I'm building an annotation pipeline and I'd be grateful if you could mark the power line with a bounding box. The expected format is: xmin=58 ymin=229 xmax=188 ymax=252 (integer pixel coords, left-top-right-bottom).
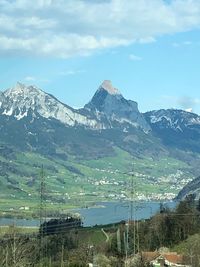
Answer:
xmin=39 ymin=165 xmax=47 ymax=267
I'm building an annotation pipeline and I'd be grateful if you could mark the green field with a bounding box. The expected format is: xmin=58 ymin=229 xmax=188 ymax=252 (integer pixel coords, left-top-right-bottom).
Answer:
xmin=0 ymin=147 xmax=193 ymax=217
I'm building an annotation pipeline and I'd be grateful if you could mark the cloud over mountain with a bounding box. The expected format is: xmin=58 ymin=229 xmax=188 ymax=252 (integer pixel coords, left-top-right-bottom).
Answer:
xmin=178 ymin=96 xmax=200 ymax=110
xmin=1 ymin=0 xmax=200 ymax=58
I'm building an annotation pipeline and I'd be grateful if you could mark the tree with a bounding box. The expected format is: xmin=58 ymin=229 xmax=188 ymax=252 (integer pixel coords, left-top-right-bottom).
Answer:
xmin=0 ymin=226 xmax=36 ymax=267
xmin=39 ymin=215 xmax=83 ymax=236
xmin=196 ymin=197 xmax=200 ymax=212
xmin=94 ymin=254 xmax=111 ymax=267
xmin=176 ymin=234 xmax=200 ymax=267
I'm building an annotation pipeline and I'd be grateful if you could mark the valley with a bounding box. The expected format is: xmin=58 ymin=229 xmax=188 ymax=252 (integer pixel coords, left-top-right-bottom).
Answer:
xmin=0 ymin=146 xmax=193 ymax=217
xmin=0 ymin=80 xmax=200 ymax=217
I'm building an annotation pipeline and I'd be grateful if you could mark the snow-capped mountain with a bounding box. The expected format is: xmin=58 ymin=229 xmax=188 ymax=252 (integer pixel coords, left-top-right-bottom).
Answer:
xmin=0 ymin=81 xmax=156 ymax=158
xmin=1 ymin=81 xmax=200 ymax=158
xmin=0 ymin=82 xmax=102 ymax=129
xmin=144 ymin=109 xmax=200 ymax=153
xmin=145 ymin=109 xmax=200 ymax=132
xmin=84 ymin=80 xmax=151 ymax=133
xmin=0 ymin=91 xmax=5 ymax=108
xmin=0 ymin=81 xmax=151 ymax=133
xmin=1 ymin=80 xmax=200 ymax=201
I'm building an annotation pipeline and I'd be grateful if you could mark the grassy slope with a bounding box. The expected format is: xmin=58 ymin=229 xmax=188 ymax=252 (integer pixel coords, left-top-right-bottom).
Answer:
xmin=0 ymin=147 xmax=193 ymax=216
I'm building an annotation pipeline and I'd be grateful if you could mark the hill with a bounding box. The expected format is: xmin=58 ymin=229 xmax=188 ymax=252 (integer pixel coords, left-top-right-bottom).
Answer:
xmin=0 ymin=80 xmax=200 ymax=213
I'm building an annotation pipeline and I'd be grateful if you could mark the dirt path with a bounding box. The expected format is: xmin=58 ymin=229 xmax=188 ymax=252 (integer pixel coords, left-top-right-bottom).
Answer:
xmin=101 ymin=228 xmax=109 ymax=242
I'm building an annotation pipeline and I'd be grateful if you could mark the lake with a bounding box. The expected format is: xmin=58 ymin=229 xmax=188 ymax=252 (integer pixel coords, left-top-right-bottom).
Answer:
xmin=0 ymin=201 xmax=177 ymax=227
xmin=75 ymin=201 xmax=176 ymax=226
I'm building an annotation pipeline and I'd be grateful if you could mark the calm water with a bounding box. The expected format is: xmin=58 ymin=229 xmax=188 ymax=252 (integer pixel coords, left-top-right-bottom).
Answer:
xmin=75 ymin=201 xmax=176 ymax=226
xmin=0 ymin=217 xmax=40 ymax=227
xmin=0 ymin=201 xmax=177 ymax=227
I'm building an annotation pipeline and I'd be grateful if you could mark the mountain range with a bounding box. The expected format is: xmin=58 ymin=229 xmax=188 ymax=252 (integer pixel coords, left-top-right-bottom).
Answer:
xmin=0 ymin=80 xmax=200 ymax=209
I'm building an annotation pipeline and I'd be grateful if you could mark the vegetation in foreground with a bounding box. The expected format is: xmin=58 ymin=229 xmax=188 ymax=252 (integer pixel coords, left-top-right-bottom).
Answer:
xmin=0 ymin=196 xmax=200 ymax=266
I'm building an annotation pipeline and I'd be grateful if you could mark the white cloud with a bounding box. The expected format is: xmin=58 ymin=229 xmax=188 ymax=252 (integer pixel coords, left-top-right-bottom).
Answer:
xmin=24 ymin=76 xmax=36 ymax=81
xmin=59 ymin=70 xmax=86 ymax=76
xmin=172 ymin=40 xmax=193 ymax=47
xmin=0 ymin=0 xmax=200 ymax=58
xmin=139 ymin=37 xmax=156 ymax=44
xmin=23 ymin=76 xmax=50 ymax=83
xmin=177 ymin=96 xmax=200 ymax=109
xmin=160 ymin=95 xmax=200 ymax=114
xmin=172 ymin=42 xmax=180 ymax=47
xmin=183 ymin=41 xmax=192 ymax=45
xmin=129 ymin=54 xmax=142 ymax=61
xmin=185 ymin=108 xmax=193 ymax=113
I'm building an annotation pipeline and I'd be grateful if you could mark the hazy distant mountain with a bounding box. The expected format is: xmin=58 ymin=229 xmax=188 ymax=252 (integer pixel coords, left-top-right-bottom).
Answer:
xmin=145 ymin=109 xmax=200 ymax=133
xmin=144 ymin=109 xmax=200 ymax=153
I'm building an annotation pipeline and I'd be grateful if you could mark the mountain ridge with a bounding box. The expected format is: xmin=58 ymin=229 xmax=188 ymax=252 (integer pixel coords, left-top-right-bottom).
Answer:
xmin=1 ymin=81 xmax=200 ymax=157
xmin=0 ymin=80 xmax=153 ymax=133
xmin=0 ymin=82 xmax=104 ymax=129
xmin=144 ymin=109 xmax=200 ymax=154
xmin=0 ymin=80 xmax=200 ymax=207
xmin=1 ymin=80 xmax=200 ymax=166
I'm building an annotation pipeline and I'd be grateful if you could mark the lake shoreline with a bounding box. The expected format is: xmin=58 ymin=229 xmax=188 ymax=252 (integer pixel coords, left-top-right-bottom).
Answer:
xmin=0 ymin=200 xmax=177 ymax=227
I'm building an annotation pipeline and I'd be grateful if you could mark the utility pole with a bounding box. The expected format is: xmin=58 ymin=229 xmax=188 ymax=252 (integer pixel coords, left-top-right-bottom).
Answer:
xmin=129 ymin=169 xmax=137 ymax=256
xmin=61 ymin=240 xmax=64 ymax=267
xmin=117 ymin=228 xmax=122 ymax=254
xmin=126 ymin=220 xmax=129 ymax=256
xmin=137 ymin=219 xmax=140 ymax=254
xmin=49 ymin=257 xmax=52 ymax=267
xmin=121 ymin=164 xmax=140 ymax=261
xmin=130 ymin=166 xmax=140 ymax=256
xmin=11 ymin=221 xmax=16 ymax=267
xmin=13 ymin=227 xmax=16 ymax=267
xmin=5 ymin=245 xmax=8 ymax=267
xmin=39 ymin=165 xmax=47 ymax=267
xmin=124 ymin=231 xmax=128 ymax=267
xmin=40 ymin=165 xmax=46 ymax=228
xmin=130 ymin=174 xmax=134 ymax=221
xmin=93 ymin=248 xmax=97 ymax=267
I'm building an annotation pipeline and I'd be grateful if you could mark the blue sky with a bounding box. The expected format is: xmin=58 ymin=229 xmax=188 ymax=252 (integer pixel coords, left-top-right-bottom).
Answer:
xmin=0 ymin=0 xmax=200 ymax=114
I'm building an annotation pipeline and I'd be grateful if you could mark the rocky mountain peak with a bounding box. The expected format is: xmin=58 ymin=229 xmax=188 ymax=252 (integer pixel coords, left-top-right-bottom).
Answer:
xmin=85 ymin=81 xmax=151 ymax=133
xmin=100 ymin=80 xmax=120 ymax=95
xmin=1 ymin=83 xmax=102 ymax=129
xmin=4 ymin=82 xmax=42 ymax=98
xmin=13 ymin=82 xmax=30 ymax=92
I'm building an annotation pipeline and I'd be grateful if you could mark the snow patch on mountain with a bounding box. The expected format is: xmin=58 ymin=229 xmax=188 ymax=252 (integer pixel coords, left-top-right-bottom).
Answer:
xmin=190 ymin=117 xmax=200 ymax=124
xmin=14 ymin=110 xmax=28 ymax=120
xmin=0 ymin=91 xmax=5 ymax=108
xmin=1 ymin=82 xmax=104 ymax=129
xmin=145 ymin=109 xmax=200 ymax=132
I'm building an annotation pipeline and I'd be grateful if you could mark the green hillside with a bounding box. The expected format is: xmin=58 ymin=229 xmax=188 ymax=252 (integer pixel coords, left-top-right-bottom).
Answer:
xmin=0 ymin=146 xmax=193 ymax=217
